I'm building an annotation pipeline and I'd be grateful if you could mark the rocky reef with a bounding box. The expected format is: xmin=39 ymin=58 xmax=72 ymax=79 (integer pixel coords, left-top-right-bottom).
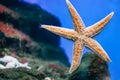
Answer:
xmin=0 ymin=0 xmax=61 ymax=46
xmin=0 ymin=0 xmax=69 ymax=79
xmin=0 ymin=52 xmax=110 ymax=80
xmin=0 ymin=68 xmax=45 ymax=80
xmin=0 ymin=0 xmax=69 ymax=65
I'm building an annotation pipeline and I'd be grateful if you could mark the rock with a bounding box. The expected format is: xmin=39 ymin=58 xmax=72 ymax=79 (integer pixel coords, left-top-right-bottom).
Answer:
xmin=69 ymin=52 xmax=110 ymax=80
xmin=0 ymin=0 xmax=70 ymax=80
xmin=0 ymin=52 xmax=110 ymax=80
xmin=0 ymin=0 xmax=61 ymax=46
xmin=0 ymin=68 xmax=45 ymax=80
xmin=0 ymin=0 xmax=69 ymax=66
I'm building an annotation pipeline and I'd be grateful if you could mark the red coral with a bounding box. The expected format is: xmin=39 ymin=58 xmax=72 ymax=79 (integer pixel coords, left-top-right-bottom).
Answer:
xmin=49 ymin=64 xmax=59 ymax=70
xmin=48 ymin=64 xmax=67 ymax=71
xmin=20 ymin=58 xmax=28 ymax=64
xmin=0 ymin=4 xmax=19 ymax=19
xmin=0 ymin=21 xmax=30 ymax=41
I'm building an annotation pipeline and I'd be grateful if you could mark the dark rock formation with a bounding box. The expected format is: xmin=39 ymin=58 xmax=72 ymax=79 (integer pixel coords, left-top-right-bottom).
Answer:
xmin=0 ymin=0 xmax=69 ymax=66
xmin=0 ymin=68 xmax=45 ymax=80
xmin=69 ymin=52 xmax=110 ymax=80
xmin=0 ymin=52 xmax=110 ymax=80
xmin=0 ymin=0 xmax=61 ymax=46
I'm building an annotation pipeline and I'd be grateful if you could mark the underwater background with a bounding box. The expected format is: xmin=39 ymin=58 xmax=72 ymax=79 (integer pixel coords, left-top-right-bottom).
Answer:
xmin=0 ymin=0 xmax=120 ymax=80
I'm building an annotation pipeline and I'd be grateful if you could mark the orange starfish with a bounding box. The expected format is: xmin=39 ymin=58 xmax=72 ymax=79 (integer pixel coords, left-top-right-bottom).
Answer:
xmin=41 ymin=0 xmax=114 ymax=73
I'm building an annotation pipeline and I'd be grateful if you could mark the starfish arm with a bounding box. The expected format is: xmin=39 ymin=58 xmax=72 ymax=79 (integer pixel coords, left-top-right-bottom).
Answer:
xmin=41 ymin=25 xmax=78 ymax=41
xmin=66 ymin=0 xmax=85 ymax=33
xmin=84 ymin=12 xmax=114 ymax=37
xmin=69 ymin=39 xmax=83 ymax=73
xmin=83 ymin=37 xmax=111 ymax=62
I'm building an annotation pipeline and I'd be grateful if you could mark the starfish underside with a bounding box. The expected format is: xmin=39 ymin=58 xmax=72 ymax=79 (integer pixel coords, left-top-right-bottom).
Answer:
xmin=41 ymin=0 xmax=114 ymax=73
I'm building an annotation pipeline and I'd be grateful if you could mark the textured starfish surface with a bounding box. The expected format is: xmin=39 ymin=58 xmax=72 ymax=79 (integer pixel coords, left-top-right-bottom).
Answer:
xmin=41 ymin=0 xmax=114 ymax=73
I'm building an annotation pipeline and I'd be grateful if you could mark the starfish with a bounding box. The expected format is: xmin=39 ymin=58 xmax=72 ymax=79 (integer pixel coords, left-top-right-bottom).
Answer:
xmin=41 ymin=0 xmax=114 ymax=73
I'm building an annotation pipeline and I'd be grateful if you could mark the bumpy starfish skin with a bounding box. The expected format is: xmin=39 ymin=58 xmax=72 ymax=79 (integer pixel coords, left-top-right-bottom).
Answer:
xmin=41 ymin=0 xmax=114 ymax=73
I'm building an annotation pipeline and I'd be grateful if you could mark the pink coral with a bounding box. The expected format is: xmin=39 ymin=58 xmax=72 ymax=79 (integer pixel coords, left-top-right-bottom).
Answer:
xmin=0 ymin=4 xmax=19 ymax=19
xmin=20 ymin=58 xmax=28 ymax=64
xmin=0 ymin=21 xmax=30 ymax=41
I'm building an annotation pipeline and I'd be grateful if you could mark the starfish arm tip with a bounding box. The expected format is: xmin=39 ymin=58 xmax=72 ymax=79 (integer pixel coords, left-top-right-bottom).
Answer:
xmin=111 ymin=12 xmax=114 ymax=15
xmin=108 ymin=58 xmax=112 ymax=62
xmin=105 ymin=56 xmax=112 ymax=62
xmin=66 ymin=0 xmax=71 ymax=5
xmin=66 ymin=0 xmax=69 ymax=3
xmin=108 ymin=12 xmax=114 ymax=21
xmin=107 ymin=12 xmax=114 ymax=18
xmin=109 ymin=12 xmax=114 ymax=17
xmin=68 ymin=69 xmax=73 ymax=74
xmin=41 ymin=25 xmax=47 ymax=28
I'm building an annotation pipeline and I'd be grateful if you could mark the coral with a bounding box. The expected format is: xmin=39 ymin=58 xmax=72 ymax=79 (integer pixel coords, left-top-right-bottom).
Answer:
xmin=42 ymin=63 xmax=69 ymax=80
xmin=0 ymin=54 xmax=31 ymax=69
xmin=0 ymin=21 xmax=30 ymax=41
xmin=0 ymin=51 xmax=110 ymax=80
xmin=0 ymin=68 xmax=45 ymax=80
xmin=0 ymin=4 xmax=19 ymax=19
